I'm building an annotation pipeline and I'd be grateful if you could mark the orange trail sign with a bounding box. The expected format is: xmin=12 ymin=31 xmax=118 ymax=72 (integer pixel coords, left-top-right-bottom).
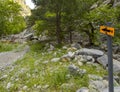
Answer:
xmin=100 ymin=26 xmax=115 ymax=37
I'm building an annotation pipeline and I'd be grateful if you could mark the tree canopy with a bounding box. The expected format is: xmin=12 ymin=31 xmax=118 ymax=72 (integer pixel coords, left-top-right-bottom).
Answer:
xmin=29 ymin=0 xmax=120 ymax=45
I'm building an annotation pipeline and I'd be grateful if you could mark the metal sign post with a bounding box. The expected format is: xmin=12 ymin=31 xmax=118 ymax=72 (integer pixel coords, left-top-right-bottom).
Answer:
xmin=100 ymin=23 xmax=114 ymax=92
xmin=107 ymin=35 xmax=114 ymax=92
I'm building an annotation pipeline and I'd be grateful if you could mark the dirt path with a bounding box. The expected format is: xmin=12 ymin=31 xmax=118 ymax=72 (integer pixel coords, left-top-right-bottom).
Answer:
xmin=0 ymin=46 xmax=29 ymax=69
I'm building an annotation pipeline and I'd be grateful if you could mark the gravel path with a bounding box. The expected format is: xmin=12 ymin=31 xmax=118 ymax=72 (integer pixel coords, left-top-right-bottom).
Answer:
xmin=0 ymin=46 xmax=29 ymax=69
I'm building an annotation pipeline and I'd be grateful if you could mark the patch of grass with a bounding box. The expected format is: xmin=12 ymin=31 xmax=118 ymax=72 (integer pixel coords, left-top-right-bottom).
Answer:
xmin=80 ymin=64 xmax=107 ymax=77
xmin=50 ymin=67 xmax=68 ymax=86
xmin=28 ymin=42 xmax=46 ymax=52
xmin=0 ymin=42 xmax=19 ymax=52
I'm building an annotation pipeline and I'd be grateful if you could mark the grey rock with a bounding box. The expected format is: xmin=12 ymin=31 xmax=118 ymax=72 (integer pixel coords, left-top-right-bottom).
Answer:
xmin=113 ymin=0 xmax=120 ymax=7
xmin=76 ymin=87 xmax=89 ymax=92
xmin=113 ymin=46 xmax=119 ymax=54
xmin=61 ymin=83 xmax=74 ymax=89
xmin=75 ymin=48 xmax=104 ymax=58
xmin=48 ymin=44 xmax=55 ymax=51
xmin=97 ymin=55 xmax=108 ymax=67
xmin=62 ymin=51 xmax=75 ymax=60
xmin=88 ymin=74 xmax=102 ymax=80
xmin=68 ymin=51 xmax=75 ymax=58
xmin=71 ymin=43 xmax=82 ymax=49
xmin=102 ymin=0 xmax=111 ymax=5
xmin=0 ymin=75 xmax=8 ymax=80
xmin=51 ymin=58 xmax=60 ymax=62
xmin=24 ymin=33 xmax=33 ymax=40
xmin=43 ymin=60 xmax=49 ymax=64
xmin=68 ymin=64 xmax=79 ymax=72
xmin=83 ymin=55 xmax=95 ymax=63
xmin=74 ymin=55 xmax=83 ymax=62
xmin=6 ymin=82 xmax=13 ymax=89
xmin=74 ymin=55 xmax=95 ymax=63
xmin=97 ymin=55 xmax=120 ymax=73
xmin=78 ymin=61 xmax=83 ymax=66
xmin=42 ymin=85 xmax=49 ymax=89
xmin=75 ymin=55 xmax=95 ymax=63
xmin=89 ymin=80 xmax=108 ymax=92
xmin=90 ymin=3 xmax=98 ymax=10
xmin=23 ymin=86 xmax=28 ymax=90
xmin=68 ymin=64 xmax=86 ymax=76
xmin=102 ymin=86 xmax=120 ymax=92
xmin=62 ymin=46 xmax=67 ymax=50
xmin=113 ymin=54 xmax=120 ymax=61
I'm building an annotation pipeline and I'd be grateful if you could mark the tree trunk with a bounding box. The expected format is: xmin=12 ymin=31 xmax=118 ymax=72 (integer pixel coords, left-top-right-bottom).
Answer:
xmin=68 ymin=27 xmax=73 ymax=44
xmin=69 ymin=30 xmax=73 ymax=44
xmin=89 ymin=22 xmax=95 ymax=45
xmin=56 ymin=11 xmax=62 ymax=44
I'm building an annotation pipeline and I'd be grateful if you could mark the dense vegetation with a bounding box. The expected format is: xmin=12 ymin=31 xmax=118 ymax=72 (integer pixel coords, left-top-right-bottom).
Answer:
xmin=0 ymin=0 xmax=26 ymax=36
xmin=0 ymin=0 xmax=120 ymax=45
xmin=27 ymin=0 xmax=120 ymax=45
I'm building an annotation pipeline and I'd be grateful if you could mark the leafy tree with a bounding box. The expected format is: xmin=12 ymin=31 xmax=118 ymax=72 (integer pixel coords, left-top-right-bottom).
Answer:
xmin=82 ymin=3 xmax=120 ymax=45
xmin=62 ymin=0 xmax=98 ymax=44
xmin=0 ymin=0 xmax=26 ymax=36
xmin=31 ymin=0 xmax=98 ymax=44
xmin=31 ymin=0 xmax=120 ymax=46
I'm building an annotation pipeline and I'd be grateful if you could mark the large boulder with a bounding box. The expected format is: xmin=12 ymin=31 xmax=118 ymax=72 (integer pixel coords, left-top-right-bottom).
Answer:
xmin=113 ymin=0 xmax=120 ymax=7
xmin=89 ymin=80 xmax=108 ymax=92
xmin=102 ymin=86 xmax=120 ymax=92
xmin=75 ymin=48 xmax=104 ymax=58
xmin=97 ymin=55 xmax=108 ymax=67
xmin=97 ymin=55 xmax=120 ymax=73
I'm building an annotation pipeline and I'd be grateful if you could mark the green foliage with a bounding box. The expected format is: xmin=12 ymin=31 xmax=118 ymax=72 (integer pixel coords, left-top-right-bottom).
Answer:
xmin=30 ymin=0 xmax=120 ymax=45
xmin=0 ymin=42 xmax=19 ymax=52
xmin=0 ymin=0 xmax=26 ymax=36
xmin=28 ymin=42 xmax=46 ymax=52
xmin=86 ymin=5 xmax=118 ymax=24
xmin=30 ymin=0 xmax=98 ymax=44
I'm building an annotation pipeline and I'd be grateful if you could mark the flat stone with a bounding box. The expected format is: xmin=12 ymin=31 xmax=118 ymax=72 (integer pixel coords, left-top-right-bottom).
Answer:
xmin=51 ymin=58 xmax=60 ymax=62
xmin=75 ymin=48 xmax=104 ymax=58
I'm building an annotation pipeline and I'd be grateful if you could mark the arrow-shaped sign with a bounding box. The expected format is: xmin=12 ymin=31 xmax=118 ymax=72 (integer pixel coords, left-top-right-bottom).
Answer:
xmin=100 ymin=26 xmax=115 ymax=37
